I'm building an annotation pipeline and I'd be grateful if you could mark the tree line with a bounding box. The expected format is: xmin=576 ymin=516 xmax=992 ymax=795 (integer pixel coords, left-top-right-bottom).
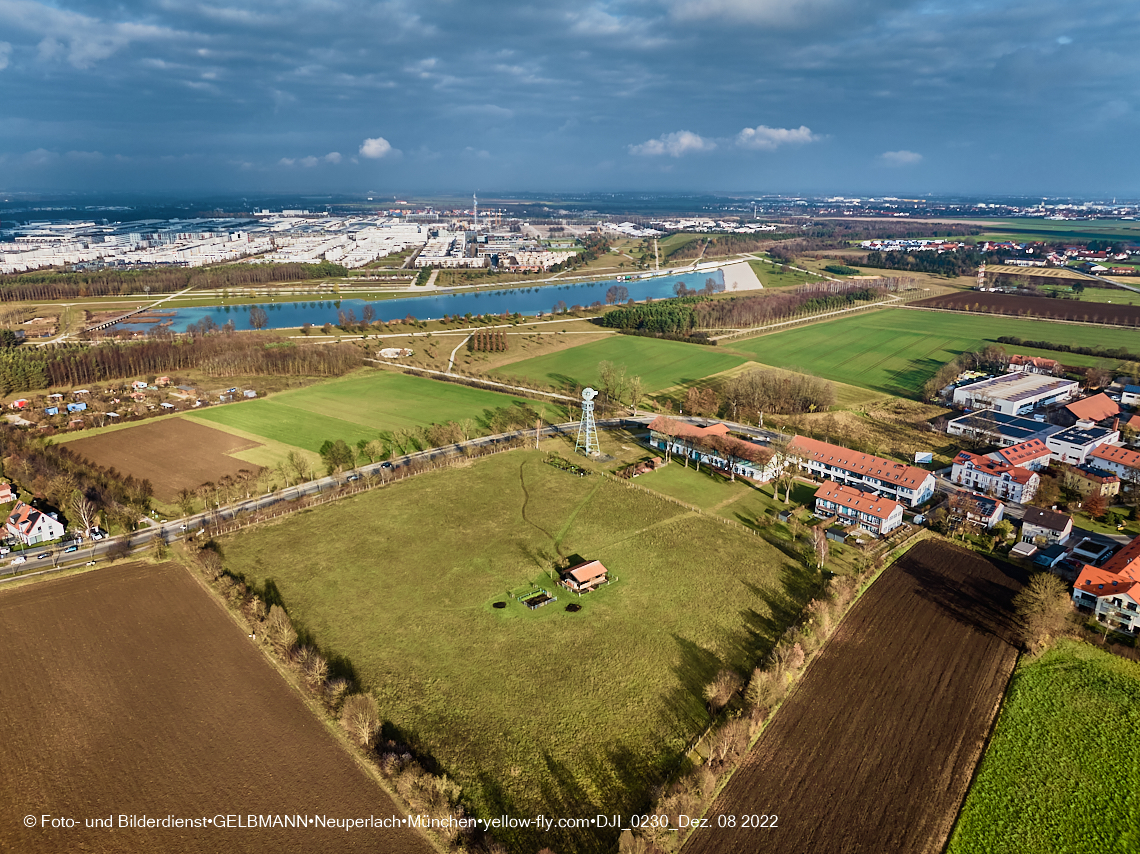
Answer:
xmin=1 ymin=427 xmax=155 ymax=535
xmin=0 ymin=334 xmax=363 ymax=395
xmin=996 ymin=335 xmax=1136 ymax=361
xmin=0 ymin=261 xmax=349 ymax=301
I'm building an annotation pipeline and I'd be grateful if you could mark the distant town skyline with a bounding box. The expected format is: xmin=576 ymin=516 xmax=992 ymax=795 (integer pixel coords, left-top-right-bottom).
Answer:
xmin=1 ymin=1 xmax=1137 ymax=196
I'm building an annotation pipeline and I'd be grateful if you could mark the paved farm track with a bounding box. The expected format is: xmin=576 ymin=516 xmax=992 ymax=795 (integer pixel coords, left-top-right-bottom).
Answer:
xmin=684 ymin=540 xmax=1025 ymax=854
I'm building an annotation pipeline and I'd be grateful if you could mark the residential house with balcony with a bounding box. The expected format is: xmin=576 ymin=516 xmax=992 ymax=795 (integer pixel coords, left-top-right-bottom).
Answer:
xmin=813 ymin=480 xmax=904 ymax=536
xmin=787 ymin=436 xmax=935 ymax=507
xmin=1073 ymin=538 xmax=1140 ymax=635
xmin=951 ymin=451 xmax=1040 ymax=503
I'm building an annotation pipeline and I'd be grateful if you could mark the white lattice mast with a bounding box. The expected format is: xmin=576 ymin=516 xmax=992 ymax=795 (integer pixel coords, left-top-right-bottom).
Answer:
xmin=575 ymin=387 xmax=600 ymax=456
xmin=977 ymin=262 xmax=986 ymax=290
xmin=473 ymin=192 xmax=478 ymax=231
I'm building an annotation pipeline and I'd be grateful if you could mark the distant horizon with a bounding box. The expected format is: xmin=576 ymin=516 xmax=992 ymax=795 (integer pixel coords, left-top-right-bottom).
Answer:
xmin=1 ymin=2 xmax=1137 ymax=197
xmin=4 ymin=189 xmax=1140 ymax=208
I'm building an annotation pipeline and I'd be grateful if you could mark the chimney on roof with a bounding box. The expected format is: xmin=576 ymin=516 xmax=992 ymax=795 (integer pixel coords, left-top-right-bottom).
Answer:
xmin=1113 ymin=416 xmax=1119 ymax=431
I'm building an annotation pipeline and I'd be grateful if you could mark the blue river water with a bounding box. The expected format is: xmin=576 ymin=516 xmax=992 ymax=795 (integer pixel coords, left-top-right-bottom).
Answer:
xmin=127 ymin=269 xmax=726 ymax=333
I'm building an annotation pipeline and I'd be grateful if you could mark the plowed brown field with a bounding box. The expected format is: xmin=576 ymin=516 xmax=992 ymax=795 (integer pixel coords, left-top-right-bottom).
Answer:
xmin=0 ymin=563 xmax=432 ymax=854
xmin=913 ymin=291 xmax=1140 ymax=326
xmin=65 ymin=419 xmax=264 ymax=502
xmin=684 ymin=540 xmax=1024 ymax=854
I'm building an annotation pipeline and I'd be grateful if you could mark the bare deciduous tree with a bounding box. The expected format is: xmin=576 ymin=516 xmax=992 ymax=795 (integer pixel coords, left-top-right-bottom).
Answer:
xmin=70 ymin=490 xmax=98 ymax=536
xmin=703 ymin=669 xmax=743 ymax=714
xmin=340 ymin=693 xmax=381 ymax=749
xmin=1013 ymin=572 xmax=1071 ymax=653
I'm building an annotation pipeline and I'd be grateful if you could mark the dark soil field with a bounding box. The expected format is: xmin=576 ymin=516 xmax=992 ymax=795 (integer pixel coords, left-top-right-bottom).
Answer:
xmin=913 ymin=291 xmax=1140 ymax=326
xmin=0 ymin=562 xmax=432 ymax=854
xmin=684 ymin=540 xmax=1025 ymax=854
xmin=65 ymin=419 xmax=264 ymax=502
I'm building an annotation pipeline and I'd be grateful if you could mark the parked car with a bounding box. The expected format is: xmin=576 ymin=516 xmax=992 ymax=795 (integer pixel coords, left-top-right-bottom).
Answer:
xmin=11 ymin=555 xmax=26 ymax=565
xmin=0 ymin=547 xmax=9 ymax=555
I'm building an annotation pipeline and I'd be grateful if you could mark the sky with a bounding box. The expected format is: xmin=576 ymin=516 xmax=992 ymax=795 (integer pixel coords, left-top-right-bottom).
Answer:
xmin=1 ymin=0 xmax=1138 ymax=197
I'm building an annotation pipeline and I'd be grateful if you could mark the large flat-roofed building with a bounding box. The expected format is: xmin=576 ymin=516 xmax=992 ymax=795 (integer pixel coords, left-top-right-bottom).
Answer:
xmin=952 ymin=372 xmax=1079 ymax=415
xmin=1046 ymin=424 xmax=1120 ymax=465
xmin=946 ymin=410 xmax=1063 ymax=447
xmin=788 ymin=436 xmax=936 ymax=507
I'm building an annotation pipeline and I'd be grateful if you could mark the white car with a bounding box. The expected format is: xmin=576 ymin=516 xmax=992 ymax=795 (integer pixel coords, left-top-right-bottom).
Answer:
xmin=11 ymin=555 xmax=26 ymax=565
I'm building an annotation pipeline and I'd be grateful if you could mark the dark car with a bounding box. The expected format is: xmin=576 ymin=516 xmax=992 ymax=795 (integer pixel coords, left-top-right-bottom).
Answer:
xmin=37 ymin=552 xmax=51 ymax=560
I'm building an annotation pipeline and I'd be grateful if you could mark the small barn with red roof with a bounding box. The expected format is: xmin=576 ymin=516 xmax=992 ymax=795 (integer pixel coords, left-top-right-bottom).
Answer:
xmin=558 ymin=559 xmax=610 ymax=594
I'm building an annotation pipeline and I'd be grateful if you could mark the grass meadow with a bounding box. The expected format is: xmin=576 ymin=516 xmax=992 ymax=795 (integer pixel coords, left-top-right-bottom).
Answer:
xmin=491 ymin=335 xmax=747 ymax=393
xmin=222 ymin=449 xmax=813 ymax=853
xmin=947 ymin=640 xmax=1140 ymax=854
xmin=725 ymin=308 xmax=1139 ymax=397
xmin=191 ymin=370 xmax=566 ymax=452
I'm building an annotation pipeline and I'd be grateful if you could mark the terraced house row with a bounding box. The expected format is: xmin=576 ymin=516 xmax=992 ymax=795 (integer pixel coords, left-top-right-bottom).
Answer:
xmin=787 ymin=436 xmax=936 ymax=507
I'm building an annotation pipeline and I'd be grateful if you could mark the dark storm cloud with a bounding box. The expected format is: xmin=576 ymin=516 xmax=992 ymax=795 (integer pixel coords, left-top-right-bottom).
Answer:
xmin=0 ymin=0 xmax=1137 ymax=194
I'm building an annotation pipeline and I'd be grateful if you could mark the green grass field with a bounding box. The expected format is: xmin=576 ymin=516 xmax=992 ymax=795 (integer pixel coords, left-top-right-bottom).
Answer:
xmin=747 ymin=258 xmax=827 ymax=288
xmin=190 ymin=371 xmax=566 ymax=452
xmin=492 ymin=335 xmax=746 ymax=394
xmin=947 ymin=640 xmax=1140 ymax=854
xmin=1041 ymin=285 xmax=1140 ymax=306
xmin=222 ymin=449 xmax=812 ymax=853
xmin=724 ymin=308 xmax=1140 ymax=397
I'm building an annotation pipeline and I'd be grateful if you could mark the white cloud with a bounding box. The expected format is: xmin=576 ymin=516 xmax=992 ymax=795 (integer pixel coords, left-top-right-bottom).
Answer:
xmin=324 ymin=151 xmax=342 ymax=164
xmin=360 ymin=136 xmax=395 ymax=158
xmin=670 ymin=0 xmax=847 ymax=27
xmin=1 ymin=0 xmax=185 ymax=69
xmin=880 ymin=149 xmax=923 ymax=166
xmin=736 ymin=124 xmax=819 ymax=150
xmin=300 ymin=155 xmax=319 ymax=167
xmin=629 ymin=130 xmax=716 ymax=157
xmin=278 ymin=157 xmax=295 ymax=167
xmin=0 ymin=41 xmax=11 ymax=70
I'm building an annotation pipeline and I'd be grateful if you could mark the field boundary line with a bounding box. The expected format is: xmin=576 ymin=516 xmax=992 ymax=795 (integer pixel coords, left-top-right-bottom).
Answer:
xmin=897 ymin=303 xmax=1140 ymax=330
xmin=711 ymin=295 xmax=903 ymax=343
xmin=365 ymin=358 xmax=577 ymax=402
xmin=171 ymin=551 xmax=450 ymax=854
xmin=674 ymin=528 xmax=935 ymax=853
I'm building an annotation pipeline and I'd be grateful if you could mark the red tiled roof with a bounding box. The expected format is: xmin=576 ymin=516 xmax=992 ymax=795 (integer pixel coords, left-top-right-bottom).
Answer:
xmin=1065 ymin=393 xmax=1120 ymax=423
xmin=650 ymin=418 xmax=771 ymax=466
xmin=789 ymin=436 xmax=931 ymax=488
xmin=647 ymin=417 xmax=730 ymax=440
xmin=1010 ymin=354 xmax=1059 ymax=370
xmin=815 ymin=480 xmax=901 ymax=522
xmin=953 ymin=451 xmax=1037 ymax=485
xmin=1076 ymin=538 xmax=1140 ymax=600
xmin=1090 ymin=443 xmax=1140 ymax=471
xmin=565 ymin=560 xmax=608 ymax=584
xmin=991 ymin=439 xmax=1051 ymax=467
xmin=7 ymin=501 xmax=40 ymax=533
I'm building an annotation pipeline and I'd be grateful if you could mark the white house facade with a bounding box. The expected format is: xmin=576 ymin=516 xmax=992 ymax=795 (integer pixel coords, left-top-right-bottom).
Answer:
xmin=6 ymin=501 xmax=65 ymax=546
xmin=813 ymin=480 xmax=904 ymax=536
xmin=788 ymin=436 xmax=936 ymax=507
